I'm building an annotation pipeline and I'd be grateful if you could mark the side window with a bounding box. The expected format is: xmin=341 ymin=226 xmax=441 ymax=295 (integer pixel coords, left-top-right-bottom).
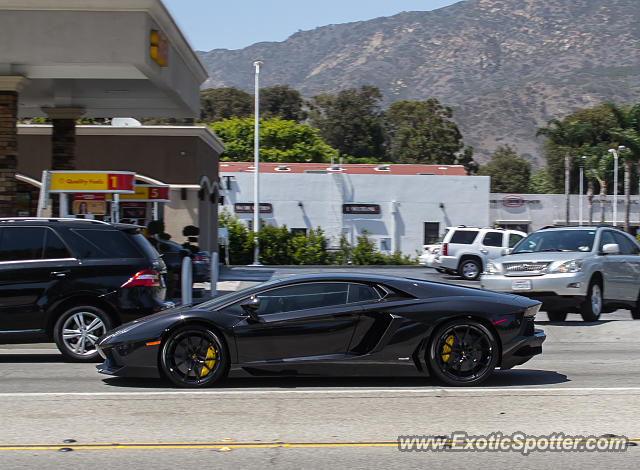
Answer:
xmin=482 ymin=231 xmax=503 ymax=247
xmin=255 ymin=283 xmax=349 ymax=315
xmin=509 ymin=234 xmax=524 ymax=248
xmin=43 ymin=229 xmax=72 ymax=259
xmin=0 ymin=227 xmax=46 ymax=261
xmin=449 ymin=230 xmax=479 ymax=244
xmin=598 ymin=231 xmax=616 ymax=251
xmin=613 ymin=232 xmax=639 ymax=255
xmin=347 ymin=283 xmax=380 ymax=303
xmin=70 ymin=229 xmax=143 ymax=259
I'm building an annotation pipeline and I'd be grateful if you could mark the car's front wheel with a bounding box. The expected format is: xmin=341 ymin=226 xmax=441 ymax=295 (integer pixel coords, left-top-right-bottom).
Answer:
xmin=581 ymin=280 xmax=603 ymax=322
xmin=53 ymin=305 xmax=111 ymax=362
xmin=161 ymin=326 xmax=228 ymax=388
xmin=427 ymin=319 xmax=499 ymax=386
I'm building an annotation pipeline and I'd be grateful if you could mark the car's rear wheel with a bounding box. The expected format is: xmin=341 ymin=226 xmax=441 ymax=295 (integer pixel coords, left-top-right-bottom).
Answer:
xmin=459 ymin=258 xmax=482 ymax=281
xmin=546 ymin=310 xmax=567 ymax=322
xmin=581 ymin=280 xmax=603 ymax=322
xmin=427 ymin=319 xmax=499 ymax=386
xmin=53 ymin=305 xmax=111 ymax=362
xmin=631 ymin=291 xmax=640 ymax=320
xmin=161 ymin=326 xmax=228 ymax=388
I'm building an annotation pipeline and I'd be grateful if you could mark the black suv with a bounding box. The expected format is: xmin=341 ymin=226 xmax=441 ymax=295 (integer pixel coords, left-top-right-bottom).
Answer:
xmin=0 ymin=218 xmax=173 ymax=361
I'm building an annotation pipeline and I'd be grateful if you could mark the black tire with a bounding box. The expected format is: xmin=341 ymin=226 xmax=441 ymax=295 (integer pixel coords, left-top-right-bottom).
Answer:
xmin=546 ymin=310 xmax=568 ymax=322
xmin=427 ymin=319 xmax=499 ymax=386
xmin=581 ymin=280 xmax=603 ymax=322
xmin=631 ymin=291 xmax=640 ymax=320
xmin=458 ymin=258 xmax=482 ymax=281
xmin=161 ymin=326 xmax=229 ymax=388
xmin=53 ymin=305 xmax=111 ymax=362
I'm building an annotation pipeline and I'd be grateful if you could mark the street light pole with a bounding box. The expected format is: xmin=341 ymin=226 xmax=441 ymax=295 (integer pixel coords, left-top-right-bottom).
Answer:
xmin=579 ymin=156 xmax=586 ymax=226
xmin=608 ymin=148 xmax=619 ymax=226
xmin=251 ymin=60 xmax=263 ymax=266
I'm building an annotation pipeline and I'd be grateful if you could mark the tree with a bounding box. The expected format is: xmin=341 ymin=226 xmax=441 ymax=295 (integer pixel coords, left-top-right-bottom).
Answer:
xmin=584 ymin=150 xmax=615 ymax=223
xmin=478 ymin=145 xmax=531 ymax=193
xmin=200 ymin=87 xmax=252 ymax=122
xmin=537 ymin=119 xmax=595 ymax=223
xmin=218 ymin=210 xmax=254 ymax=265
xmin=604 ymin=102 xmax=640 ymax=233
xmin=210 ymin=117 xmax=338 ymax=163
xmin=383 ymin=99 xmax=474 ymax=169
xmin=260 ymin=85 xmax=306 ymax=122
xmin=528 ymin=168 xmax=555 ymax=194
xmin=308 ymin=86 xmax=385 ymax=159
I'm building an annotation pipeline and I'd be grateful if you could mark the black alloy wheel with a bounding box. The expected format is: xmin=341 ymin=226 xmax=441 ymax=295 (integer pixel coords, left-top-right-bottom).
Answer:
xmin=546 ymin=310 xmax=568 ymax=322
xmin=161 ymin=326 xmax=228 ymax=388
xmin=428 ymin=319 xmax=499 ymax=386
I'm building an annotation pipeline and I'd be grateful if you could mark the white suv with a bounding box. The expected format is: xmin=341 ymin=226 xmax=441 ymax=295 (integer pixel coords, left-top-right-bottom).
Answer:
xmin=437 ymin=226 xmax=527 ymax=280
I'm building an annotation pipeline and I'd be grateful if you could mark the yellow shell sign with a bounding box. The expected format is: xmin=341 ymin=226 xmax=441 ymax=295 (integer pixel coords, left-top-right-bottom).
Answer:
xmin=48 ymin=171 xmax=135 ymax=193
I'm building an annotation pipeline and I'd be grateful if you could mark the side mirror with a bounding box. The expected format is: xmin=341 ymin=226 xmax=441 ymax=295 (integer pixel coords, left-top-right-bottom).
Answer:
xmin=240 ymin=296 xmax=261 ymax=322
xmin=502 ymin=248 xmax=513 ymax=256
xmin=602 ymin=243 xmax=620 ymax=255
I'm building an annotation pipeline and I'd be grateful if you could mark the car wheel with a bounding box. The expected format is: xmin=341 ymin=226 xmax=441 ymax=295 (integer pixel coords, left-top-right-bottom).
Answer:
xmin=161 ymin=326 xmax=228 ymax=388
xmin=427 ymin=319 xmax=499 ymax=386
xmin=53 ymin=305 xmax=111 ymax=362
xmin=546 ymin=310 xmax=567 ymax=322
xmin=581 ymin=280 xmax=603 ymax=322
xmin=459 ymin=258 xmax=482 ymax=281
xmin=631 ymin=292 xmax=640 ymax=320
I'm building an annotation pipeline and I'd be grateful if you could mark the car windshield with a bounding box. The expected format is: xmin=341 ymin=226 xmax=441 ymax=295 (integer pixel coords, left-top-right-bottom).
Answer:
xmin=512 ymin=230 xmax=596 ymax=253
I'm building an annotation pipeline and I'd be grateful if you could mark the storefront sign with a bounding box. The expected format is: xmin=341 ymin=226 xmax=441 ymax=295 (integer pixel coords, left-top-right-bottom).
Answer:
xmin=501 ymin=195 xmax=526 ymax=208
xmin=234 ymin=203 xmax=273 ymax=214
xmin=343 ymin=204 xmax=381 ymax=214
xmin=49 ymin=171 xmax=135 ymax=193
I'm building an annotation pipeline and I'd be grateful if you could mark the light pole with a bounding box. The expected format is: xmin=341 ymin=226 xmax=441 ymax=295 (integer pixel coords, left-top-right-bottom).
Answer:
xmin=251 ymin=60 xmax=263 ymax=266
xmin=608 ymin=148 xmax=619 ymax=226
xmin=579 ymin=156 xmax=586 ymax=226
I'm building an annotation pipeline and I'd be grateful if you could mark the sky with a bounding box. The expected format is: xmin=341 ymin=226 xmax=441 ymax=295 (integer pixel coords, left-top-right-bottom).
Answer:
xmin=162 ymin=0 xmax=461 ymax=51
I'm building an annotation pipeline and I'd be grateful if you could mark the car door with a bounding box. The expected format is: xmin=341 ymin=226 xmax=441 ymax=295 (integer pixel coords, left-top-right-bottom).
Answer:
xmin=233 ymin=282 xmax=362 ymax=363
xmin=480 ymin=231 xmax=505 ymax=262
xmin=611 ymin=232 xmax=640 ymax=302
xmin=598 ymin=230 xmax=625 ymax=300
xmin=0 ymin=226 xmax=79 ymax=332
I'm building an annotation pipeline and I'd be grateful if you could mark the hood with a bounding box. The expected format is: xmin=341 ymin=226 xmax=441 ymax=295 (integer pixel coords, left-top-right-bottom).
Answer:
xmin=495 ymin=250 xmax=592 ymax=265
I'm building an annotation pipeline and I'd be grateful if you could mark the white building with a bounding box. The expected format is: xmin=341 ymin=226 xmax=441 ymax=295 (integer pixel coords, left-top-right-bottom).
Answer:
xmin=219 ymin=162 xmax=490 ymax=257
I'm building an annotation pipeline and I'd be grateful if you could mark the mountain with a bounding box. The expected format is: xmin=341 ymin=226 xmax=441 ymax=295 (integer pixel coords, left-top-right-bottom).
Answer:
xmin=197 ymin=0 xmax=640 ymax=167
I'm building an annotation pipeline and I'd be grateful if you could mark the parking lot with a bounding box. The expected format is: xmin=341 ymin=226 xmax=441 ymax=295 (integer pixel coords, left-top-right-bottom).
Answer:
xmin=1 ymin=267 xmax=639 ymax=468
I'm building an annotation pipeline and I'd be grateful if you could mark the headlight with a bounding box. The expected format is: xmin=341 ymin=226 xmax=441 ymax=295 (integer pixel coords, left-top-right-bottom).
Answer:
xmin=550 ymin=259 xmax=584 ymax=273
xmin=524 ymin=303 xmax=541 ymax=318
xmin=485 ymin=261 xmax=501 ymax=274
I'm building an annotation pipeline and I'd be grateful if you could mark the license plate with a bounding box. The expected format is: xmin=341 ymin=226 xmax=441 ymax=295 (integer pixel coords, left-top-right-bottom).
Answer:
xmin=512 ymin=280 xmax=532 ymax=291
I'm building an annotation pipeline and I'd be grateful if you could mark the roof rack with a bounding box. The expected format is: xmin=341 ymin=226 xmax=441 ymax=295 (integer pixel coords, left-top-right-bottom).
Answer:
xmin=0 ymin=217 xmax=110 ymax=225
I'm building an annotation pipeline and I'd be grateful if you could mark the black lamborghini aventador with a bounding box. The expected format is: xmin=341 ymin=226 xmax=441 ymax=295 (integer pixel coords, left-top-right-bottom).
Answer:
xmin=96 ymin=273 xmax=546 ymax=387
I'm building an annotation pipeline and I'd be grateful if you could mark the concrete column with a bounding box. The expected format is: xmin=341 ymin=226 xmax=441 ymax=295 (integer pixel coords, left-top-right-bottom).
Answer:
xmin=0 ymin=76 xmax=29 ymax=217
xmin=41 ymin=107 xmax=85 ymax=170
xmin=41 ymin=107 xmax=85 ymax=217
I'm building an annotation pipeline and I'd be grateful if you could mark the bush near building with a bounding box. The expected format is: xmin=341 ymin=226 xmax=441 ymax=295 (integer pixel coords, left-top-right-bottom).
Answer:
xmin=218 ymin=211 xmax=415 ymax=265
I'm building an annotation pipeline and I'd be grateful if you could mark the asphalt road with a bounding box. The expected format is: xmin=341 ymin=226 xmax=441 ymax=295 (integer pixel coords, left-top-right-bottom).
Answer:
xmin=1 ymin=267 xmax=639 ymax=468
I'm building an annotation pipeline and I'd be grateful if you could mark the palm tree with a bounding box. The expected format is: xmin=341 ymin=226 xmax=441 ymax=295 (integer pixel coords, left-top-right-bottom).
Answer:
xmin=604 ymin=102 xmax=640 ymax=233
xmin=585 ymin=153 xmax=614 ymax=223
xmin=536 ymin=119 xmax=595 ymax=224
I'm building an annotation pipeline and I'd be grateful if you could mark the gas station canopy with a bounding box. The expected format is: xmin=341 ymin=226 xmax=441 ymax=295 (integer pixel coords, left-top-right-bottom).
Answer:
xmin=0 ymin=0 xmax=208 ymax=118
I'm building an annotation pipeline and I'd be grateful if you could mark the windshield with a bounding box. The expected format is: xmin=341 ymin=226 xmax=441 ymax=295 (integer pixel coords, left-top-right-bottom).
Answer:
xmin=197 ymin=278 xmax=284 ymax=311
xmin=512 ymin=230 xmax=596 ymax=254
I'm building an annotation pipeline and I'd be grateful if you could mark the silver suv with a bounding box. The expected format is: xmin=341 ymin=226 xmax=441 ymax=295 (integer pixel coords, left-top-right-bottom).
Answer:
xmin=437 ymin=227 xmax=527 ymax=280
xmin=480 ymin=225 xmax=640 ymax=321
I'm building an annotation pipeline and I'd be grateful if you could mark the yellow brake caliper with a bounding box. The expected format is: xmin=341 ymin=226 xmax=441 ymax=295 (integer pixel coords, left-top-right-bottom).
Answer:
xmin=200 ymin=346 xmax=217 ymax=377
xmin=442 ymin=335 xmax=454 ymax=362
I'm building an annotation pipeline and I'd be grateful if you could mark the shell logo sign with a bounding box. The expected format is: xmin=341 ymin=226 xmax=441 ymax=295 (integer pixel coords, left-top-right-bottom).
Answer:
xmin=48 ymin=171 xmax=136 ymax=193
xmin=150 ymin=30 xmax=169 ymax=67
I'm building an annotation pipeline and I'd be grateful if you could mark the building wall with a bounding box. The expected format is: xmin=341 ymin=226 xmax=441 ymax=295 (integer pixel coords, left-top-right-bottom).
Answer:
xmin=220 ymin=172 xmax=490 ymax=257
xmin=491 ymin=193 xmax=640 ymax=233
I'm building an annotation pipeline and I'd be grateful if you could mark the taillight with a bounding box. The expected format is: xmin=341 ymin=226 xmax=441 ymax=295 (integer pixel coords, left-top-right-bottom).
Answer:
xmin=121 ymin=270 xmax=161 ymax=288
xmin=442 ymin=243 xmax=448 ymax=256
xmin=193 ymin=255 xmax=209 ymax=262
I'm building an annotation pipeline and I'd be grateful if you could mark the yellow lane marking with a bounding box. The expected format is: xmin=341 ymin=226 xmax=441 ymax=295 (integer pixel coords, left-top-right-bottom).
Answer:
xmin=0 ymin=439 xmax=638 ymax=451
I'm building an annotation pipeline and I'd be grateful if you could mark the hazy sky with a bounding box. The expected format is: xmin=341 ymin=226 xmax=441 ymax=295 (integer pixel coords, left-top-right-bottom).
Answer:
xmin=162 ymin=0 xmax=461 ymax=51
